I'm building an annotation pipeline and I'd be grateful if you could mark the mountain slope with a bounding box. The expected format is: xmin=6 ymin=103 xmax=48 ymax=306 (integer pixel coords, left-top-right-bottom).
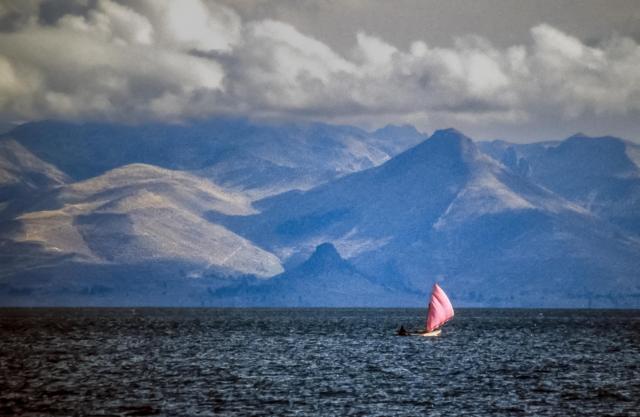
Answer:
xmin=481 ymin=134 xmax=640 ymax=236
xmin=5 ymin=119 xmax=423 ymax=200
xmin=1 ymin=122 xmax=639 ymax=307
xmin=237 ymin=129 xmax=586 ymax=250
xmin=0 ymin=138 xmax=69 ymax=203
xmin=220 ymin=129 xmax=640 ymax=306
xmin=0 ymin=164 xmax=283 ymax=300
xmin=212 ymin=243 xmax=421 ymax=306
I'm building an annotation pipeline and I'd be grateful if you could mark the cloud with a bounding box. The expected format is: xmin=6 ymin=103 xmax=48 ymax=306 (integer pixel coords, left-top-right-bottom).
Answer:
xmin=0 ymin=0 xmax=229 ymax=122
xmin=128 ymin=0 xmax=241 ymax=51
xmin=527 ymin=24 xmax=640 ymax=118
xmin=58 ymin=0 xmax=154 ymax=46
xmin=0 ymin=1 xmax=639 ymax=140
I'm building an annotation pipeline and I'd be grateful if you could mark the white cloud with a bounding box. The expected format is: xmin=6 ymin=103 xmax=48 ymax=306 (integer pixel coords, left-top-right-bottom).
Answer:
xmin=58 ymin=0 xmax=155 ymax=46
xmin=526 ymin=24 xmax=640 ymax=119
xmin=0 ymin=24 xmax=225 ymax=121
xmin=0 ymin=1 xmax=639 ymax=140
xmin=354 ymin=32 xmax=397 ymax=67
xmin=222 ymin=19 xmax=357 ymax=112
xmin=130 ymin=0 xmax=241 ymax=52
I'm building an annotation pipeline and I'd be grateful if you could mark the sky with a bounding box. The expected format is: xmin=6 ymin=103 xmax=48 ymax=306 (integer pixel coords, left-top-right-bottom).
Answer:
xmin=0 ymin=0 xmax=639 ymax=142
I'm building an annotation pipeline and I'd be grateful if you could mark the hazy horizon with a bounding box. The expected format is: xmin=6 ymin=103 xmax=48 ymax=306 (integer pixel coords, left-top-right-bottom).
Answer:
xmin=3 ymin=117 xmax=638 ymax=146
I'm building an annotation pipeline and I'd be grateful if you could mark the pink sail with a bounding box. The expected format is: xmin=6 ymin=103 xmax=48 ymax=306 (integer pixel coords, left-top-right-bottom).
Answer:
xmin=426 ymin=283 xmax=454 ymax=332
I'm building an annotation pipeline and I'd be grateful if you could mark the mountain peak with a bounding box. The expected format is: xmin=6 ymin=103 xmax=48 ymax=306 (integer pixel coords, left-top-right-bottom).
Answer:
xmin=298 ymin=243 xmax=350 ymax=273
xmin=420 ymin=127 xmax=477 ymax=158
xmin=311 ymin=242 xmax=342 ymax=262
xmin=430 ymin=128 xmax=470 ymax=140
xmin=378 ymin=126 xmax=479 ymax=177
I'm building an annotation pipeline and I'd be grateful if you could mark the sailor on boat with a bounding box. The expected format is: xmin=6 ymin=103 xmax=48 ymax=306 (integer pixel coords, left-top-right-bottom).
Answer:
xmin=401 ymin=283 xmax=454 ymax=337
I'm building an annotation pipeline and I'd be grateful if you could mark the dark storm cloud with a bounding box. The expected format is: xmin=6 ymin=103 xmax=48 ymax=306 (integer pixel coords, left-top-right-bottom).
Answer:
xmin=0 ymin=0 xmax=639 ymax=142
xmin=38 ymin=0 xmax=97 ymax=26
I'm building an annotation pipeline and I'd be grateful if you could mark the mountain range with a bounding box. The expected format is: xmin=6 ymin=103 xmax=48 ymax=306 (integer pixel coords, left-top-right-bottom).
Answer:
xmin=1 ymin=119 xmax=638 ymax=307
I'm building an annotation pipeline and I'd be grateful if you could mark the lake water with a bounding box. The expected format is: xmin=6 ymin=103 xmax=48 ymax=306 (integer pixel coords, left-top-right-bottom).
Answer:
xmin=1 ymin=308 xmax=639 ymax=416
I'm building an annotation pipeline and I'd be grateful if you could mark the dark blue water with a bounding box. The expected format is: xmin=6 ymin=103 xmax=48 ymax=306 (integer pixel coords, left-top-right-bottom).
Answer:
xmin=1 ymin=308 xmax=639 ymax=416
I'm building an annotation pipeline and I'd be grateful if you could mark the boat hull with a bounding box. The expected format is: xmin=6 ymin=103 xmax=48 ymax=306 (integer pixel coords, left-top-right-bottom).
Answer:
xmin=413 ymin=329 xmax=441 ymax=337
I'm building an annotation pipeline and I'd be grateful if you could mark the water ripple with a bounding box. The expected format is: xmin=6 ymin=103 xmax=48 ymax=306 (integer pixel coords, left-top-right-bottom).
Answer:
xmin=0 ymin=308 xmax=639 ymax=416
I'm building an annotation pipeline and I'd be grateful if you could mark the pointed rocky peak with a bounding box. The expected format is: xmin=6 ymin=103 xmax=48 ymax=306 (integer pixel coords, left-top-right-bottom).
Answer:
xmin=429 ymin=128 xmax=473 ymax=143
xmin=375 ymin=127 xmax=481 ymax=179
xmin=298 ymin=242 xmax=351 ymax=273
xmin=309 ymin=242 xmax=343 ymax=263
xmin=415 ymin=127 xmax=478 ymax=160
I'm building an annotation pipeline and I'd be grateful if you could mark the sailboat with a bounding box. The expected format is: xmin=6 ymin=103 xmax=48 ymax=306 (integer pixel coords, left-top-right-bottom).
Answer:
xmin=416 ymin=283 xmax=454 ymax=337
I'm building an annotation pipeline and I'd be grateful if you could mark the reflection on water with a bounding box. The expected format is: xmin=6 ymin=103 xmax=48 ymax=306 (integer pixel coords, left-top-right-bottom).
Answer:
xmin=1 ymin=308 xmax=639 ymax=416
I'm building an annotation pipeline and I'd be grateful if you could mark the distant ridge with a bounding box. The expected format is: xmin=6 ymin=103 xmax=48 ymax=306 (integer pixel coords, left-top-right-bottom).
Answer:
xmin=1 ymin=119 xmax=639 ymax=307
xmin=222 ymin=128 xmax=640 ymax=307
xmin=482 ymin=133 xmax=640 ymax=236
xmin=3 ymin=118 xmax=424 ymax=199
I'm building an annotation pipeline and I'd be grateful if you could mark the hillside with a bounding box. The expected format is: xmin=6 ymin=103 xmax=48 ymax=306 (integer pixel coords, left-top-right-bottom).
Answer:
xmin=5 ymin=119 xmax=425 ymax=200
xmin=220 ymin=129 xmax=640 ymax=307
xmin=0 ymin=163 xmax=284 ymax=305
xmin=213 ymin=243 xmax=421 ymax=306
xmin=1 ymin=120 xmax=639 ymax=307
xmin=480 ymin=134 xmax=640 ymax=235
xmin=0 ymin=138 xmax=69 ymax=205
